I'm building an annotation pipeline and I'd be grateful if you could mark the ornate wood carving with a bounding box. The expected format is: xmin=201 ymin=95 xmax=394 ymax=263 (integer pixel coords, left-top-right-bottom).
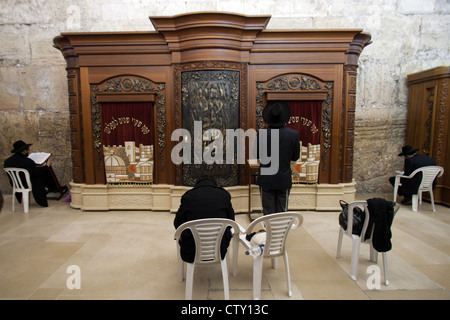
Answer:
xmin=181 ymin=69 xmax=240 ymax=187
xmin=54 ymin=12 xmax=371 ymax=187
xmin=407 ymin=66 xmax=450 ymax=205
xmin=343 ymin=64 xmax=359 ymax=183
xmin=434 ymin=78 xmax=448 ymax=166
xmin=256 ymin=74 xmax=333 ymax=170
xmin=67 ymin=68 xmax=84 ymax=183
xmin=53 ymin=36 xmax=85 ymax=183
xmin=91 ymin=76 xmax=166 ymax=174
xmin=174 ymin=61 xmax=248 ymax=186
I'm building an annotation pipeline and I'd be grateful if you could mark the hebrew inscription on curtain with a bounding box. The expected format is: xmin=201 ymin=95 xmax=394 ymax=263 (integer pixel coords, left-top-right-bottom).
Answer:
xmin=286 ymin=100 xmax=322 ymax=183
xmin=181 ymin=70 xmax=240 ymax=187
xmin=102 ymin=102 xmax=154 ymax=183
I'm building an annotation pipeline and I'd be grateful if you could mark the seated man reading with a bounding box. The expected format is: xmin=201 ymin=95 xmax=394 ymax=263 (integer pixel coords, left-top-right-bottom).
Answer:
xmin=4 ymin=140 xmax=58 ymax=207
xmin=389 ymin=145 xmax=436 ymax=205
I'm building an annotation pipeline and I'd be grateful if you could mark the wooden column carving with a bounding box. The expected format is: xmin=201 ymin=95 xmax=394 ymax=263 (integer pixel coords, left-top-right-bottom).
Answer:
xmin=342 ymin=32 xmax=372 ymax=183
xmin=342 ymin=64 xmax=358 ymax=183
xmin=53 ymin=36 xmax=84 ymax=183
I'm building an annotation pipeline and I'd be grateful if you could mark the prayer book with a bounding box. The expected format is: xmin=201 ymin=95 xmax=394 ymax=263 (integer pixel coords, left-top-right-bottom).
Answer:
xmin=28 ymin=152 xmax=51 ymax=165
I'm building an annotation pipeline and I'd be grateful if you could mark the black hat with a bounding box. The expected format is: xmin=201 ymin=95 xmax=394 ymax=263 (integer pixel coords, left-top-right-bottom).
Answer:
xmin=262 ymin=101 xmax=291 ymax=127
xmin=11 ymin=140 xmax=32 ymax=153
xmin=398 ymin=145 xmax=419 ymax=156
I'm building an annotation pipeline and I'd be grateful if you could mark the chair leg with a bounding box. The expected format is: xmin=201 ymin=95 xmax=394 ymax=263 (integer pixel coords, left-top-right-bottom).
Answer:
xmin=220 ymin=258 xmax=230 ymax=300
xmin=369 ymin=244 xmax=378 ymax=263
xmin=185 ymin=263 xmax=195 ymax=300
xmin=177 ymin=249 xmax=184 ymax=283
xmin=232 ymin=237 xmax=238 ymax=277
xmin=382 ymin=252 xmax=389 ymax=286
xmin=393 ymin=177 xmax=401 ymax=203
xmin=412 ymin=194 xmax=418 ymax=212
xmin=11 ymin=192 xmax=15 ymax=213
xmin=253 ymin=255 xmax=264 ymax=300
xmin=350 ymin=235 xmax=361 ymax=281
xmin=429 ymin=191 xmax=436 ymax=212
xmin=271 ymin=257 xmax=278 ymax=269
xmin=336 ymin=228 xmax=344 ymax=259
xmin=23 ymin=191 xmax=29 ymax=214
xmin=283 ymin=251 xmax=292 ymax=297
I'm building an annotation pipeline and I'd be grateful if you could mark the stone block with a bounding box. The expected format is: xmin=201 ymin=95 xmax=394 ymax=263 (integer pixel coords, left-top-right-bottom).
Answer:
xmin=398 ymin=0 xmax=436 ymax=14
xmin=20 ymin=65 xmax=68 ymax=112
xmin=29 ymin=26 xmax=66 ymax=66
xmin=0 ymin=67 xmax=21 ymax=110
xmin=0 ymin=111 xmax=39 ymax=193
xmin=0 ymin=25 xmax=30 ymax=66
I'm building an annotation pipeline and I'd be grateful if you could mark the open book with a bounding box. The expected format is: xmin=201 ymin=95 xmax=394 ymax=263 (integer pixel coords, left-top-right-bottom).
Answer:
xmin=28 ymin=152 xmax=51 ymax=165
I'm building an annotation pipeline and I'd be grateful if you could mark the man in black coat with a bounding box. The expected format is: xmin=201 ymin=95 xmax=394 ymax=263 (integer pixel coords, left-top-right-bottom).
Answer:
xmin=174 ymin=175 xmax=235 ymax=263
xmin=389 ymin=145 xmax=436 ymax=205
xmin=256 ymin=101 xmax=300 ymax=215
xmin=4 ymin=140 xmax=57 ymax=207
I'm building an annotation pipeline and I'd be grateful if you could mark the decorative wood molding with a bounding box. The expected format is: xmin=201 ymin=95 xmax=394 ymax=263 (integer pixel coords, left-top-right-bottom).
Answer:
xmin=54 ymin=12 xmax=371 ymax=187
xmin=173 ymin=61 xmax=248 ymax=185
xmin=256 ymin=73 xmax=333 ymax=171
xmin=90 ymin=76 xmax=166 ymax=174
xmin=406 ymin=66 xmax=450 ymax=205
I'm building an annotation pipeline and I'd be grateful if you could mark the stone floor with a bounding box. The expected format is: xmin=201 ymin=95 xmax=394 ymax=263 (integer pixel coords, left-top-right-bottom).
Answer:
xmin=0 ymin=192 xmax=449 ymax=300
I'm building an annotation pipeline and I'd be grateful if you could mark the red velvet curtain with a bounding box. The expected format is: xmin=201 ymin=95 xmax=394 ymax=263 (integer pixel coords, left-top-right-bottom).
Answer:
xmin=285 ymin=100 xmax=322 ymax=145
xmin=101 ymin=102 xmax=154 ymax=146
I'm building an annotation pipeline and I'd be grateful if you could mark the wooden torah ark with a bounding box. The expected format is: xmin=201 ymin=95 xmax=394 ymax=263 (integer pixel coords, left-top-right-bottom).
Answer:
xmin=53 ymin=12 xmax=371 ymax=210
xmin=406 ymin=66 xmax=450 ymax=206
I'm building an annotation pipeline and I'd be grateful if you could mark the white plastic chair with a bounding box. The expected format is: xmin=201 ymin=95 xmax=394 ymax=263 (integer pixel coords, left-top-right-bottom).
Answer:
xmin=4 ymin=168 xmax=32 ymax=213
xmin=336 ymin=200 xmax=399 ymax=285
xmin=393 ymin=166 xmax=444 ymax=212
xmin=174 ymin=218 xmax=240 ymax=300
xmin=237 ymin=212 xmax=303 ymax=300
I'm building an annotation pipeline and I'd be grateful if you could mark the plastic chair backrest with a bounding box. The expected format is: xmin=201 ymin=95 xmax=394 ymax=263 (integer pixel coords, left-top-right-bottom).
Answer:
xmin=416 ymin=166 xmax=444 ymax=192
xmin=345 ymin=201 xmax=370 ymax=238
xmin=4 ymin=168 xmax=32 ymax=192
xmin=174 ymin=218 xmax=240 ymax=264
xmin=346 ymin=200 xmax=399 ymax=242
xmin=246 ymin=212 xmax=303 ymax=257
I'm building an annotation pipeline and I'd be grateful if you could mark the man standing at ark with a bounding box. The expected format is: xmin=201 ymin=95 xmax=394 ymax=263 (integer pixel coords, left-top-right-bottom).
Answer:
xmin=256 ymin=101 xmax=300 ymax=215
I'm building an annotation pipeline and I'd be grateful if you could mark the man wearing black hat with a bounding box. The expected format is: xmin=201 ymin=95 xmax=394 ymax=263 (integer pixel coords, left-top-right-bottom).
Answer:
xmin=389 ymin=145 xmax=436 ymax=205
xmin=4 ymin=140 xmax=58 ymax=207
xmin=256 ymin=101 xmax=300 ymax=215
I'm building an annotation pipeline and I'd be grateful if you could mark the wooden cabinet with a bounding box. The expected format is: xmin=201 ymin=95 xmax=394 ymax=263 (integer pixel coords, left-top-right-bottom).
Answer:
xmin=54 ymin=12 xmax=371 ymax=187
xmin=406 ymin=66 xmax=450 ymax=206
xmin=53 ymin=12 xmax=372 ymax=211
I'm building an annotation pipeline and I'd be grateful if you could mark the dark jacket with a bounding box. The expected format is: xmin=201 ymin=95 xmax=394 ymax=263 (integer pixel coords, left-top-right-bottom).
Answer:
xmin=174 ymin=178 xmax=235 ymax=263
xmin=402 ymin=153 xmax=436 ymax=195
xmin=256 ymin=126 xmax=300 ymax=190
xmin=4 ymin=153 xmax=52 ymax=207
xmin=366 ymin=198 xmax=395 ymax=252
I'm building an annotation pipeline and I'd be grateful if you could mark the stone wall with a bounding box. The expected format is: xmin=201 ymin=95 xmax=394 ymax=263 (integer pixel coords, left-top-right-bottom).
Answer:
xmin=1 ymin=0 xmax=449 ymax=195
